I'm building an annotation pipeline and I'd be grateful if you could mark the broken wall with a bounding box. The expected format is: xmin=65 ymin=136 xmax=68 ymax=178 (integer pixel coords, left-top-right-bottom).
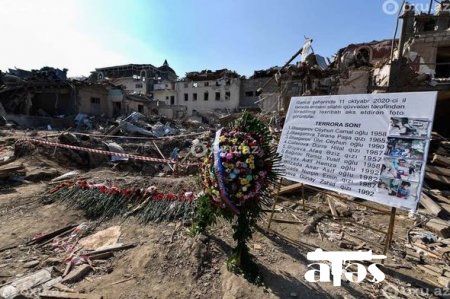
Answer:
xmin=110 ymin=77 xmax=147 ymax=95
xmin=175 ymin=78 xmax=241 ymax=116
xmin=30 ymin=91 xmax=75 ymax=116
xmin=259 ymin=92 xmax=281 ymax=113
xmin=123 ymin=97 xmax=150 ymax=116
xmin=337 ymin=70 xmax=370 ymax=95
xmin=434 ymin=91 xmax=450 ymax=137
xmin=240 ymin=78 xmax=277 ymax=108
xmin=78 ymin=86 xmax=111 ymax=117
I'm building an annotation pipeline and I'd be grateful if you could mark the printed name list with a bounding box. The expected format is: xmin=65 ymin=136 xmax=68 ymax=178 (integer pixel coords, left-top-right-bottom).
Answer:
xmin=278 ymin=92 xmax=437 ymax=211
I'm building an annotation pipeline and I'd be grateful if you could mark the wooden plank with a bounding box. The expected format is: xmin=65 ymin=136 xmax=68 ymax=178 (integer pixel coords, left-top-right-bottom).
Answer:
xmin=424 ymin=190 xmax=450 ymax=215
xmin=0 ymin=267 xmax=53 ymax=293
xmin=417 ymin=265 xmax=443 ymax=277
xmin=0 ymin=243 xmax=17 ymax=253
xmin=0 ymin=156 xmax=16 ymax=167
xmin=327 ymin=196 xmax=338 ymax=218
xmin=420 ymin=193 xmax=444 ymax=217
xmin=0 ymin=165 xmax=24 ymax=178
xmin=427 ymin=190 xmax=450 ymax=205
xmin=84 ymin=243 xmax=136 ymax=257
xmin=433 ymin=154 xmax=450 ymax=167
xmin=275 ymin=183 xmax=304 ymax=196
xmin=413 ymin=241 xmax=441 ymax=258
xmin=26 ymin=224 xmax=78 ymax=246
xmin=40 ymin=290 xmax=103 ymax=299
xmin=0 ymin=164 xmax=23 ymax=172
xmin=427 ymin=165 xmax=450 ymax=177
xmin=425 ymin=217 xmax=450 ymax=238
xmin=425 ymin=172 xmax=450 ymax=185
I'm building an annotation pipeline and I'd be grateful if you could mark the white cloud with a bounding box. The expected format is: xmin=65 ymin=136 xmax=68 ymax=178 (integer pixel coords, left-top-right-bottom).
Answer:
xmin=0 ymin=0 xmax=131 ymax=77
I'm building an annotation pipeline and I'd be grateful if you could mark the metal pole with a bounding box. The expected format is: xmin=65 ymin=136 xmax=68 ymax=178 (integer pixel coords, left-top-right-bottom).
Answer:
xmin=257 ymin=46 xmax=305 ymax=95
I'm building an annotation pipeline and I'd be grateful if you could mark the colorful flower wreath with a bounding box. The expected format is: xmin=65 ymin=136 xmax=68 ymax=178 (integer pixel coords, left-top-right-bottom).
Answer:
xmin=192 ymin=112 xmax=281 ymax=277
xmin=202 ymin=127 xmax=273 ymax=214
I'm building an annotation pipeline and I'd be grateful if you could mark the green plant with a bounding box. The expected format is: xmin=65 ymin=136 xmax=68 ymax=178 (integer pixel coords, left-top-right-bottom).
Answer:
xmin=192 ymin=112 xmax=281 ymax=278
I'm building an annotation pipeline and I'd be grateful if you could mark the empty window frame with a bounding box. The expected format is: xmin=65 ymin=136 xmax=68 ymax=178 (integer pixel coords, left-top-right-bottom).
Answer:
xmin=436 ymin=46 xmax=450 ymax=78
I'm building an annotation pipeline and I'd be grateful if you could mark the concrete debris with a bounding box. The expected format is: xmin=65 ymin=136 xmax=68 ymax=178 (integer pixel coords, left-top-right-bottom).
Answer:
xmin=51 ymin=170 xmax=80 ymax=183
xmin=39 ymin=290 xmax=103 ymax=299
xmin=61 ymin=264 xmax=92 ymax=284
xmin=0 ymin=267 xmax=53 ymax=299
xmin=105 ymin=142 xmax=128 ymax=162
xmin=78 ymin=226 xmax=121 ymax=251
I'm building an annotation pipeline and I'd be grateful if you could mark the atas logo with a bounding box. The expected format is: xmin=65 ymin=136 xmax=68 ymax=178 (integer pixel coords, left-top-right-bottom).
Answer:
xmin=305 ymin=249 xmax=386 ymax=286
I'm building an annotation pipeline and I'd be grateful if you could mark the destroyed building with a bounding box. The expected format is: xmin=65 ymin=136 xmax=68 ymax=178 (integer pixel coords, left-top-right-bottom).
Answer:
xmin=240 ymin=70 xmax=278 ymax=110
xmin=256 ymin=2 xmax=450 ymax=138
xmin=153 ymin=79 xmax=176 ymax=106
xmin=254 ymin=53 xmax=334 ymax=113
xmin=92 ymin=61 xmax=177 ymax=96
xmin=384 ymin=1 xmax=450 ymax=137
xmin=90 ymin=61 xmax=187 ymax=119
xmin=0 ymin=67 xmax=124 ymax=127
xmin=174 ymin=69 xmax=241 ymax=117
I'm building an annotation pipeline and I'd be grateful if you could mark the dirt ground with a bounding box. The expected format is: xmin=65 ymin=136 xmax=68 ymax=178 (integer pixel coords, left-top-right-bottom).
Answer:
xmin=0 ymin=131 xmax=448 ymax=299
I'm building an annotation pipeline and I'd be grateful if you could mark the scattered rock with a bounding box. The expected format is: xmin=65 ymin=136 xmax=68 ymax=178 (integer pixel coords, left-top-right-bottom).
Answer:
xmin=61 ymin=265 xmax=92 ymax=283
xmin=44 ymin=258 xmax=62 ymax=266
xmin=302 ymin=224 xmax=315 ymax=235
xmin=23 ymin=260 xmax=39 ymax=268
xmin=338 ymin=241 xmax=354 ymax=250
xmin=253 ymin=243 xmax=262 ymax=250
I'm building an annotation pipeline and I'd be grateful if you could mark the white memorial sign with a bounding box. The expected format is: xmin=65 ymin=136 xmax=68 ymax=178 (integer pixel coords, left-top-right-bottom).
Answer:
xmin=278 ymin=92 xmax=438 ymax=211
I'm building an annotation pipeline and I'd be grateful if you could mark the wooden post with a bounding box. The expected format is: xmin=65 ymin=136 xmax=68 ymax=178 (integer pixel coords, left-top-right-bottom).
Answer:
xmin=152 ymin=141 xmax=174 ymax=172
xmin=267 ymin=180 xmax=282 ymax=231
xmin=383 ymin=207 xmax=397 ymax=259
xmin=301 ymin=184 xmax=306 ymax=211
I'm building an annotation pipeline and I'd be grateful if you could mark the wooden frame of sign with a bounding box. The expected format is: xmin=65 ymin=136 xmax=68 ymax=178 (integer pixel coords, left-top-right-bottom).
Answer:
xmin=266 ymin=179 xmax=397 ymax=258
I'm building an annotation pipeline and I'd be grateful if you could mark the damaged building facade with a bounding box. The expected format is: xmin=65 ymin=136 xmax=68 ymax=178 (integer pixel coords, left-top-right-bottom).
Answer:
xmin=92 ymin=61 xmax=177 ymax=96
xmin=174 ymin=69 xmax=241 ymax=117
xmin=92 ymin=61 xmax=187 ymax=120
xmin=0 ymin=67 xmax=123 ymax=127
xmin=255 ymin=1 xmax=450 ymax=138
xmin=384 ymin=1 xmax=450 ymax=136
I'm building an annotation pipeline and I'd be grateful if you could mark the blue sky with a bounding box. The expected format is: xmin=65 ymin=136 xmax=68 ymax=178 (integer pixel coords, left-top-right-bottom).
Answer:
xmin=0 ymin=0 xmax=439 ymax=77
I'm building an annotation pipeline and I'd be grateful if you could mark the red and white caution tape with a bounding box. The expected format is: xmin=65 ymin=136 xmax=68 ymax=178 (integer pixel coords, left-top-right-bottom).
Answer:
xmin=24 ymin=138 xmax=200 ymax=166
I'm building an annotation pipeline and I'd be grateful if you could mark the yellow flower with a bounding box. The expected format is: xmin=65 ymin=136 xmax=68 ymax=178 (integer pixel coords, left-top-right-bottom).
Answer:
xmin=240 ymin=178 xmax=249 ymax=185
